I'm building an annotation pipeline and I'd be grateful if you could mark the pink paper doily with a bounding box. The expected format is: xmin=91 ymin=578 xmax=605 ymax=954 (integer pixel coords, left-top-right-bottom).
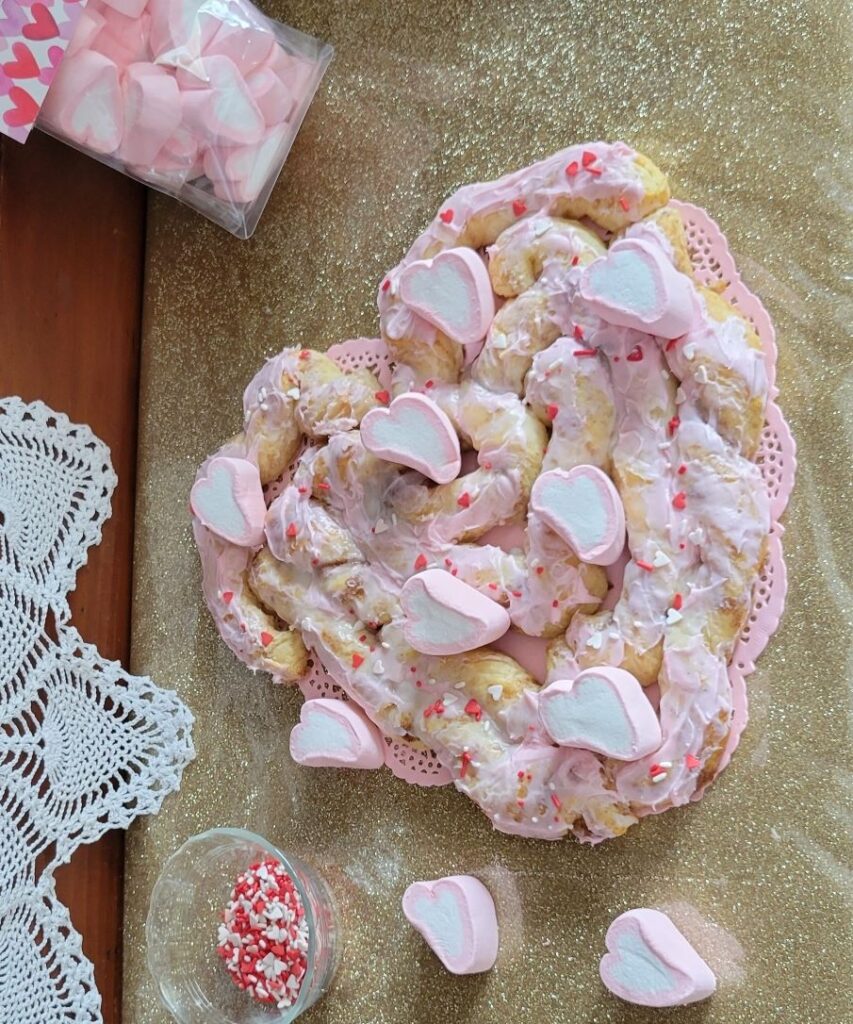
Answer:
xmin=294 ymin=202 xmax=796 ymax=789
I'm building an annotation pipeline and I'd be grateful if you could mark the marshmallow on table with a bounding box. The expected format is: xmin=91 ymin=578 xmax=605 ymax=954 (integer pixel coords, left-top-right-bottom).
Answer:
xmin=190 ymin=456 xmax=267 ymax=547
xmin=289 ymin=698 xmax=386 ymax=769
xmin=399 ymin=247 xmax=495 ymax=346
xmin=43 ymin=50 xmax=124 ymax=155
xmin=360 ymin=393 xmax=461 ymax=484
xmin=538 ymin=667 xmax=661 ymax=760
xmin=579 ymin=238 xmax=696 ymax=340
xmin=120 ymin=63 xmax=182 ymax=166
xmin=531 ymin=465 xmax=626 ymax=566
xmin=401 ymin=569 xmax=511 ymax=656
xmin=403 ymin=876 xmax=498 ymax=975
xmin=600 ymin=909 xmax=717 ymax=1007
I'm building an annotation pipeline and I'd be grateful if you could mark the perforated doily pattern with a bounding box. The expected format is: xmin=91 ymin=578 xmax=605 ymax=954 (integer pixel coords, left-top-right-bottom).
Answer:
xmin=295 ymin=204 xmax=795 ymax=788
xmin=0 ymin=398 xmax=195 ymax=1024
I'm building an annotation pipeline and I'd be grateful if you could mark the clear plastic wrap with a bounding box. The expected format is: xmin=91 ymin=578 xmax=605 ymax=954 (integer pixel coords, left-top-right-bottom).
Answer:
xmin=37 ymin=0 xmax=332 ymax=238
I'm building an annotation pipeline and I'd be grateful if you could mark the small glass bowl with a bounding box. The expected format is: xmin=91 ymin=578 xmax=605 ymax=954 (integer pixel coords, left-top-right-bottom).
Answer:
xmin=146 ymin=828 xmax=339 ymax=1024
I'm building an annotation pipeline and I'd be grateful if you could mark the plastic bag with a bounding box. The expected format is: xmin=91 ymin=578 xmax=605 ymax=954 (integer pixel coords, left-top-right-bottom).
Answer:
xmin=37 ymin=0 xmax=333 ymax=238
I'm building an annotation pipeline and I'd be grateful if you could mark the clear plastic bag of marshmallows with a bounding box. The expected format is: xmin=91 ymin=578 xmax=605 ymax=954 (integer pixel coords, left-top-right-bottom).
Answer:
xmin=37 ymin=0 xmax=333 ymax=238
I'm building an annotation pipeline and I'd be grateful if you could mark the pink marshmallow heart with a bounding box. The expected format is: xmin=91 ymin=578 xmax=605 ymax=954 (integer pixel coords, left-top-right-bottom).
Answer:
xmin=401 ymin=569 xmax=511 ymax=656
xmin=600 ymin=908 xmax=717 ymax=1007
xmin=289 ymin=698 xmax=386 ymax=769
xmin=98 ymin=0 xmax=149 ymax=18
xmin=147 ymin=0 xmax=218 ymax=61
xmin=190 ymin=456 xmax=267 ymax=547
xmin=204 ymin=15 xmax=276 ymax=78
xmin=360 ymin=393 xmax=461 ymax=484
xmin=530 ymin=465 xmax=626 ymax=566
xmin=579 ymin=238 xmax=696 ymax=340
xmin=120 ymin=62 xmax=181 ymax=166
xmin=538 ymin=667 xmax=661 ymax=759
xmin=199 ymin=54 xmax=265 ymax=146
xmin=43 ymin=50 xmax=124 ymax=155
xmin=150 ymin=122 xmax=199 ymax=174
xmin=246 ymin=65 xmax=294 ymax=124
xmin=91 ymin=7 xmax=152 ymax=65
xmin=403 ymin=876 xmax=498 ymax=975
xmin=66 ymin=8 xmax=106 ymax=59
xmin=208 ymin=124 xmax=288 ymax=204
xmin=399 ymin=247 xmax=495 ymax=346
xmin=265 ymin=47 xmax=313 ymax=95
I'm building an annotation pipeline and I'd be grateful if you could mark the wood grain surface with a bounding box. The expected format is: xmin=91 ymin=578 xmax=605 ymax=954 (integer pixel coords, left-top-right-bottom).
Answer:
xmin=0 ymin=130 xmax=145 ymax=1024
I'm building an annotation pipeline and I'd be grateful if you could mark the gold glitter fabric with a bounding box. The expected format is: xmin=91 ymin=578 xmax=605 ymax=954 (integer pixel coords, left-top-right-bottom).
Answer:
xmin=124 ymin=2 xmax=852 ymax=1021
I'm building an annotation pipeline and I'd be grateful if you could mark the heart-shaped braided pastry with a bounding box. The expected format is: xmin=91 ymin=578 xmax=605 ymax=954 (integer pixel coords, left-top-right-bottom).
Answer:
xmin=193 ymin=142 xmax=776 ymax=843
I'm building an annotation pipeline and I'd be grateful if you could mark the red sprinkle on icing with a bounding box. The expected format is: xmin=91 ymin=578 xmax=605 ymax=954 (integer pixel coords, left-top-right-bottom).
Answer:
xmin=677 ymin=463 xmax=687 ymax=475
xmin=573 ymin=323 xmax=585 ymax=340
xmin=582 ymin=150 xmax=597 ymax=167
xmin=551 ymin=793 xmax=562 ymax=810
xmin=424 ymin=379 xmax=435 ymax=389
xmin=565 ymin=161 xmax=579 ymax=177
xmin=649 ymin=763 xmax=666 ymax=777
xmin=672 ymin=593 xmax=684 ymax=611
xmin=511 ymin=590 xmax=522 ymax=598
xmin=260 ymin=631 xmax=273 ymax=647
xmin=460 ymin=751 xmax=473 ymax=777
xmin=587 ymin=165 xmax=603 ymax=176
xmin=451 ymin=568 xmax=458 ymax=576
xmin=512 ymin=198 xmax=527 ymax=216
xmin=668 ymin=415 xmax=681 ymax=436
xmin=517 ymin=770 xmax=525 ymax=779
xmin=222 ymin=591 xmax=234 ymax=604
xmin=626 ymin=344 xmax=644 ymax=362
xmin=465 ymin=698 xmax=483 ymax=721
xmin=317 ymin=481 xmax=331 ymax=491
xmin=374 ymin=389 xmax=390 ymax=404
xmin=439 ymin=209 xmax=453 ymax=224
xmin=351 ymin=653 xmax=364 ymax=668
xmin=665 ymin=335 xmax=683 ymax=352
xmin=424 ymin=699 xmax=445 ymax=718
xmin=311 ymin=557 xmax=319 ymax=566
xmin=635 ymin=559 xmax=654 ymax=572
xmin=359 ymin=634 xmax=366 ymax=642
xmin=546 ymin=403 xmax=559 ymax=421
xmin=299 ymin=349 xmax=310 ymax=359
xmin=457 ymin=492 xmax=471 ymax=508
xmin=536 ymin=566 xmax=545 ymax=575
xmin=679 ymin=542 xmax=687 ymax=550
xmin=297 ymin=486 xmax=308 ymax=494
xmin=444 ymin=557 xmax=453 ymax=567
xmin=381 ymin=279 xmax=391 ymax=292
xmin=618 ymin=196 xmax=630 ymax=211
xmin=573 ymin=348 xmax=597 ymax=357
xmin=571 ymin=254 xmax=579 ymax=266
xmin=685 ymin=754 xmax=701 ymax=770
xmin=551 ymin=599 xmax=559 ymax=609
xmin=488 ymin=582 xmax=499 ymax=591
xmin=286 ymin=522 xmax=297 ymax=538
xmin=414 ymin=553 xmax=428 ymax=571
xmin=672 ymin=491 xmax=687 ymax=511
xmin=482 ymin=460 xmax=493 ymax=470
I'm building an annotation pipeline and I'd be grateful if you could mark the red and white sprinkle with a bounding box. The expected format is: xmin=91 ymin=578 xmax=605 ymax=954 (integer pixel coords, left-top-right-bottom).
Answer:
xmin=216 ymin=859 xmax=310 ymax=1011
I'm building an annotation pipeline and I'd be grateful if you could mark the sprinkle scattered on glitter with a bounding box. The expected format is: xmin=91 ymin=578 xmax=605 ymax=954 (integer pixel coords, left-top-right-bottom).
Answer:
xmin=216 ymin=859 xmax=310 ymax=1010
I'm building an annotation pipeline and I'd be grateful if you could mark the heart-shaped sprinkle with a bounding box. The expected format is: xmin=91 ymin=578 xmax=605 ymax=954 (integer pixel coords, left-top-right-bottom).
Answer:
xmin=538 ymin=667 xmax=661 ymax=760
xmin=626 ymin=344 xmax=644 ymax=362
xmin=401 ymin=569 xmax=511 ymax=656
xmin=672 ymin=491 xmax=687 ymax=510
xmin=565 ymin=161 xmax=579 ymax=177
xmin=512 ymin=198 xmax=527 ymax=216
xmin=439 ymin=209 xmax=454 ymax=224
xmin=260 ymin=631 xmax=273 ymax=646
xmin=360 ymin=393 xmax=461 ymax=484
xmin=374 ymin=389 xmax=390 ymax=404
xmin=351 ymin=653 xmax=364 ymax=668
xmin=402 ymin=875 xmax=498 ymax=975
xmin=530 ymin=465 xmax=626 ymax=566
xmin=289 ymin=697 xmax=385 ymax=769
xmin=600 ymin=908 xmax=716 ymax=1007
xmin=582 ymin=149 xmax=597 ymax=167
xmin=399 ymin=247 xmax=494 ymax=346
xmin=456 ymin=491 xmax=471 ymax=508
xmin=579 ymin=238 xmax=696 ymax=340
xmin=191 ymin=456 xmax=267 ymax=547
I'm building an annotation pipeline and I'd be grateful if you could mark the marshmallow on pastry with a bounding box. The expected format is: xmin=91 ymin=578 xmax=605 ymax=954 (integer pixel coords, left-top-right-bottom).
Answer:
xmin=289 ymin=698 xmax=386 ymax=769
xmin=579 ymin=238 xmax=695 ymax=339
xmin=538 ymin=667 xmax=661 ymax=760
xmin=530 ymin=466 xmax=626 ymax=566
xmin=600 ymin=909 xmax=717 ymax=1007
xmin=360 ymin=393 xmax=461 ymax=484
xmin=399 ymin=248 xmax=495 ymax=346
xmin=190 ymin=456 xmax=267 ymax=547
xmin=401 ymin=569 xmax=511 ymax=656
xmin=403 ymin=875 xmax=499 ymax=975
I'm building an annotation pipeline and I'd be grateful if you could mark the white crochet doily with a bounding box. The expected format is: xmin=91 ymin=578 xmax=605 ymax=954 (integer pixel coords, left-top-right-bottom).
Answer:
xmin=0 ymin=397 xmax=195 ymax=1024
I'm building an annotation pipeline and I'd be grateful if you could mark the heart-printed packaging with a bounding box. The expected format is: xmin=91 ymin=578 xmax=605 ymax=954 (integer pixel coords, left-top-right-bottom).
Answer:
xmin=4 ymin=0 xmax=333 ymax=239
